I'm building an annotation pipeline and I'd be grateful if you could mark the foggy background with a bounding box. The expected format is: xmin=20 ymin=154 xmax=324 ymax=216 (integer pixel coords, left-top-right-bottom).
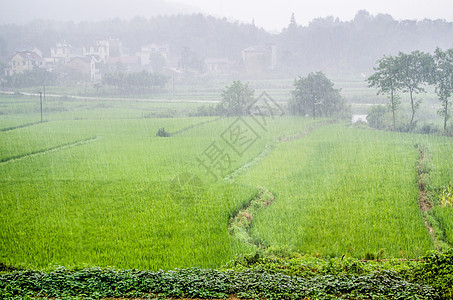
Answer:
xmin=1 ymin=0 xmax=453 ymax=82
xmin=1 ymin=0 xmax=453 ymax=31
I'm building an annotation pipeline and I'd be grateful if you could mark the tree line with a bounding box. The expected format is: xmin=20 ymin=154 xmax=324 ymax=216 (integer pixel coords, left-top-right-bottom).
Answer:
xmin=195 ymin=74 xmax=349 ymax=119
xmin=0 ymin=69 xmax=57 ymax=88
xmin=102 ymin=71 xmax=168 ymax=94
xmin=0 ymin=69 xmax=169 ymax=93
xmin=367 ymin=47 xmax=453 ymax=132
xmin=1 ymin=11 xmax=453 ymax=75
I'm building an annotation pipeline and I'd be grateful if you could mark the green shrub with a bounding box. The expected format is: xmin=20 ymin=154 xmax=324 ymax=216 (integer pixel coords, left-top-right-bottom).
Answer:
xmin=367 ymin=105 xmax=388 ymax=130
xmin=0 ymin=267 xmax=439 ymax=299
xmin=412 ymin=248 xmax=453 ymax=299
xmin=440 ymin=183 xmax=453 ymax=207
xmin=156 ymin=127 xmax=171 ymax=137
xmin=418 ymin=123 xmax=441 ymax=135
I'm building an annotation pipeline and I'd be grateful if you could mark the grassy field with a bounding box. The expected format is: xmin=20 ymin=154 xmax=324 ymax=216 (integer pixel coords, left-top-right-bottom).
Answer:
xmin=423 ymin=139 xmax=453 ymax=246
xmin=0 ymin=117 xmax=258 ymax=269
xmin=1 ymin=92 xmax=453 ymax=271
xmin=236 ymin=125 xmax=438 ymax=258
xmin=0 ymin=94 xmax=319 ymax=269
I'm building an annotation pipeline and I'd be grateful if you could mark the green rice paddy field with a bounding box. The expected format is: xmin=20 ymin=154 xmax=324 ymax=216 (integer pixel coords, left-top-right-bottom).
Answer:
xmin=1 ymin=94 xmax=453 ymax=271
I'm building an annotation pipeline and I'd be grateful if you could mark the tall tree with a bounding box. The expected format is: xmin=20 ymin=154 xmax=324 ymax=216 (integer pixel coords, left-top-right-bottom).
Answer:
xmin=218 ymin=81 xmax=255 ymax=116
xmin=149 ymin=52 xmax=167 ymax=72
xmin=432 ymin=47 xmax=453 ymax=132
xmin=395 ymin=51 xmax=433 ymax=128
xmin=367 ymin=55 xmax=400 ymax=131
xmin=3 ymin=69 xmax=57 ymax=88
xmin=290 ymin=71 xmax=345 ymax=119
xmin=178 ymin=46 xmax=204 ymax=73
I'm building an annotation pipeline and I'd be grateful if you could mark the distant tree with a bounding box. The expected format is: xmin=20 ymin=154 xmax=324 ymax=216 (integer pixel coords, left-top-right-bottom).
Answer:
xmin=178 ymin=47 xmax=204 ymax=73
xmin=102 ymin=70 xmax=168 ymax=94
xmin=367 ymin=55 xmax=401 ymax=131
xmin=149 ymin=52 xmax=167 ymax=73
xmin=3 ymin=69 xmax=57 ymax=88
xmin=0 ymin=36 xmax=7 ymax=57
xmin=394 ymin=51 xmax=433 ymax=129
xmin=0 ymin=60 xmax=7 ymax=77
xmin=290 ymin=71 xmax=346 ymax=119
xmin=2 ymin=12 xmax=453 ymax=76
xmin=366 ymin=105 xmax=388 ymax=130
xmin=191 ymin=104 xmax=220 ymax=117
xmin=218 ymin=80 xmax=255 ymax=116
xmin=431 ymin=47 xmax=453 ymax=132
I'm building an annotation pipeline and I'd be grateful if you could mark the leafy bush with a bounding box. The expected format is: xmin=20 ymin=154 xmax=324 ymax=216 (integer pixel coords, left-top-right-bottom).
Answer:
xmin=412 ymin=248 xmax=453 ymax=299
xmin=189 ymin=104 xmax=221 ymax=117
xmin=366 ymin=105 xmax=388 ymax=130
xmin=0 ymin=267 xmax=439 ymax=299
xmin=396 ymin=120 xmax=417 ymax=132
xmin=223 ymin=248 xmax=417 ymax=278
xmin=102 ymin=70 xmax=168 ymax=94
xmin=418 ymin=123 xmax=441 ymax=135
xmin=3 ymin=248 xmax=451 ymax=299
xmin=2 ymin=69 xmax=57 ymax=88
xmin=156 ymin=127 xmax=171 ymax=137
xmin=440 ymin=183 xmax=453 ymax=207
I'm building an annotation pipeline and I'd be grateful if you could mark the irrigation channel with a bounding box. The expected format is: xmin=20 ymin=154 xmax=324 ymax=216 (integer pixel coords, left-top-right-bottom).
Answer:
xmin=0 ymin=136 xmax=102 ymax=164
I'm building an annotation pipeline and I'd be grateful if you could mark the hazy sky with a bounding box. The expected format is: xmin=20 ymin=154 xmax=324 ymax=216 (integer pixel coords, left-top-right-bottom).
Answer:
xmin=173 ymin=0 xmax=453 ymax=31
xmin=1 ymin=0 xmax=453 ymax=32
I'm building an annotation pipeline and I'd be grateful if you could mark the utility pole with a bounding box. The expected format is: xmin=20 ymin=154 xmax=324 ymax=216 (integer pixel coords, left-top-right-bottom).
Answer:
xmin=39 ymin=92 xmax=43 ymax=122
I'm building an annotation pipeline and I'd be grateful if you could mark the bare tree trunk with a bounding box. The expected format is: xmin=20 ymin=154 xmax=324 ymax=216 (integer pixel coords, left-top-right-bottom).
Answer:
xmin=312 ymin=96 xmax=316 ymax=120
xmin=391 ymin=89 xmax=396 ymax=131
xmin=410 ymin=88 xmax=415 ymax=128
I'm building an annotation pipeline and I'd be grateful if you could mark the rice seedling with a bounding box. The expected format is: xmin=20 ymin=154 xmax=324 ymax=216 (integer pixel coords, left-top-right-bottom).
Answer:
xmin=236 ymin=125 xmax=436 ymax=258
xmin=2 ymin=92 xmax=453 ymax=270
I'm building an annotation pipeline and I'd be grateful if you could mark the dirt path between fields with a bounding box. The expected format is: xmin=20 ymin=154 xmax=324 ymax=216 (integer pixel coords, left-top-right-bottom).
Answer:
xmin=417 ymin=149 xmax=432 ymax=211
xmin=417 ymin=147 xmax=438 ymax=250
xmin=0 ymin=90 xmax=220 ymax=103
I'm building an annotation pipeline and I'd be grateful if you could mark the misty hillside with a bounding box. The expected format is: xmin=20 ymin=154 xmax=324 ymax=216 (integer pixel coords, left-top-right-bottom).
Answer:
xmin=0 ymin=0 xmax=201 ymax=25
xmin=1 ymin=10 xmax=453 ymax=76
xmin=279 ymin=10 xmax=453 ymax=75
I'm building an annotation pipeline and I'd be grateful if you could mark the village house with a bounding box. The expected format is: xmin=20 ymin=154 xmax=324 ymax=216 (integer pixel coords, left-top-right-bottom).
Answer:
xmin=4 ymin=38 xmax=238 ymax=82
xmin=50 ymin=42 xmax=82 ymax=63
xmin=241 ymin=44 xmax=277 ymax=73
xmin=4 ymin=50 xmax=44 ymax=76
xmin=204 ymin=58 xmax=232 ymax=73
xmin=137 ymin=43 xmax=169 ymax=66
xmin=83 ymin=40 xmax=110 ymax=63
xmin=107 ymin=56 xmax=141 ymax=72
xmin=108 ymin=39 xmax=127 ymax=57
xmin=61 ymin=56 xmax=100 ymax=82
xmin=51 ymin=42 xmax=71 ymax=63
